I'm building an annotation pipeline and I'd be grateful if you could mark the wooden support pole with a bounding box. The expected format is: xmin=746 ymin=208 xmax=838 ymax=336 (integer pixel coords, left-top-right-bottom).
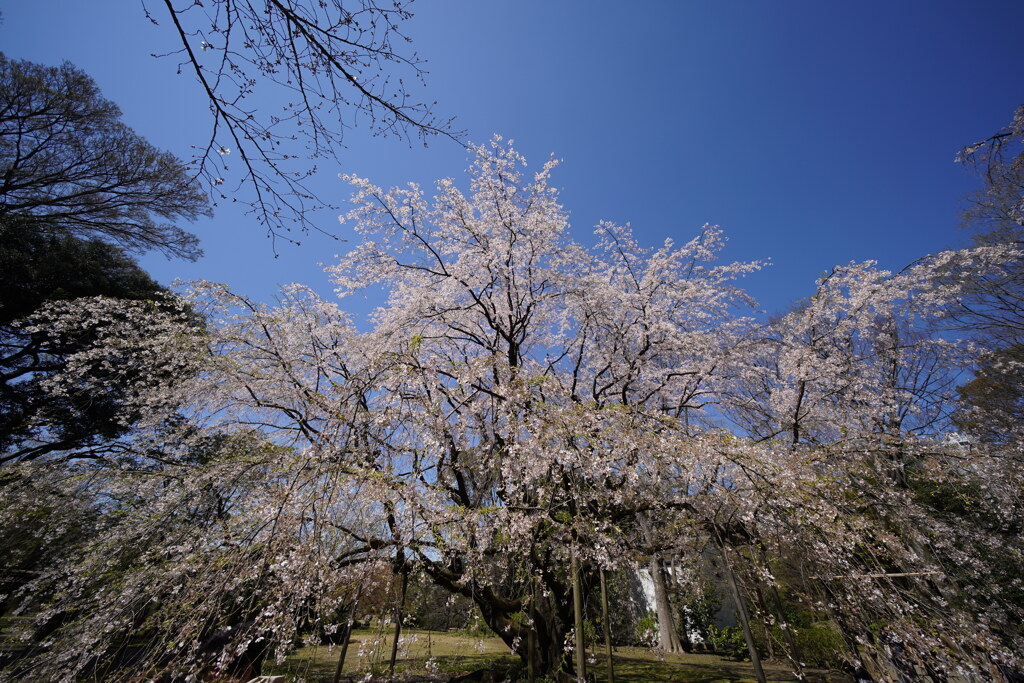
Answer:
xmin=387 ymin=555 xmax=409 ymax=675
xmin=600 ymin=568 xmax=615 ymax=683
xmin=528 ymin=573 xmax=537 ymax=683
xmin=768 ymin=579 xmax=804 ymax=680
xmin=572 ymin=553 xmax=587 ymax=683
xmin=721 ymin=544 xmax=767 ymax=683
xmin=332 ymin=615 xmax=356 ymax=683
xmin=332 ymin=586 xmax=363 ymax=683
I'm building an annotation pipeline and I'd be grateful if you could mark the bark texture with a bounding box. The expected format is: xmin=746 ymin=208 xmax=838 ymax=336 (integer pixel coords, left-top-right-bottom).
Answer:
xmin=649 ymin=555 xmax=685 ymax=653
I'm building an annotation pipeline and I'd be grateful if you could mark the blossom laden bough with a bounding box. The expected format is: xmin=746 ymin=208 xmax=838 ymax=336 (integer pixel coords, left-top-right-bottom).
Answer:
xmin=4 ymin=140 xmax=1023 ymax=681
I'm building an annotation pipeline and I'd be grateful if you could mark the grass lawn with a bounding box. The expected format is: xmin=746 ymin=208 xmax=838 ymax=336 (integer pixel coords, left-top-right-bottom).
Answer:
xmin=265 ymin=629 xmax=853 ymax=682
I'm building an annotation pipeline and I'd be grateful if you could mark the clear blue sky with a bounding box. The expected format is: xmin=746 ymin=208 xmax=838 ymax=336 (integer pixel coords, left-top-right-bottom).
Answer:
xmin=3 ymin=1 xmax=1023 ymax=319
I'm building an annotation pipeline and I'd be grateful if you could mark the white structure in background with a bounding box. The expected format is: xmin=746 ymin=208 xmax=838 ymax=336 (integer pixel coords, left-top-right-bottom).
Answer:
xmin=635 ymin=567 xmax=707 ymax=647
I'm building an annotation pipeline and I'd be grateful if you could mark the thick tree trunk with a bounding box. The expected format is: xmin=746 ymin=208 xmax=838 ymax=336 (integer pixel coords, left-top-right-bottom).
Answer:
xmin=649 ymin=555 xmax=685 ymax=653
xmin=419 ymin=554 xmax=588 ymax=680
xmin=420 ymin=566 xmax=576 ymax=679
xmin=510 ymin=587 xmax=576 ymax=680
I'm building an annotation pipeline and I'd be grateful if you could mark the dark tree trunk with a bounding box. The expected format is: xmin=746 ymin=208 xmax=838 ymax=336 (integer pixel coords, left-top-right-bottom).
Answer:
xmin=420 ymin=556 xmax=583 ymax=680
xmin=388 ymin=563 xmax=409 ymax=675
xmin=485 ymin=579 xmax=577 ymax=680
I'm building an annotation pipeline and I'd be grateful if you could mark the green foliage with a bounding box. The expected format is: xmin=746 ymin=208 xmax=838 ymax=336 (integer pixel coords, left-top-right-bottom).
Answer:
xmin=0 ymin=217 xmax=166 ymax=325
xmin=679 ymin=592 xmax=719 ymax=640
xmin=672 ymin=570 xmax=721 ymax=645
xmin=635 ymin=611 xmax=659 ymax=647
xmin=597 ymin=570 xmax=649 ymax=647
xmin=404 ymin=574 xmax=481 ymax=633
xmin=0 ymin=486 xmax=100 ymax=614
xmin=909 ymin=473 xmax=984 ymax=519
xmin=792 ymin=622 xmax=846 ymax=668
xmin=464 ymin=612 xmax=498 ymax=638
xmin=581 ymin=618 xmax=599 ymax=649
xmin=0 ymin=52 xmax=210 ymax=462
xmin=707 ymin=625 xmax=747 ymax=660
xmin=409 ymin=333 xmax=424 ymax=354
xmin=955 ymin=344 xmax=1024 ymax=444
xmin=0 ymin=215 xmax=205 ymax=463
xmin=708 ymin=619 xmax=845 ymax=669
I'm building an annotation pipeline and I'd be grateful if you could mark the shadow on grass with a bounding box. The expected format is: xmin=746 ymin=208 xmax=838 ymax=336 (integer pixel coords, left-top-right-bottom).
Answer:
xmin=590 ymin=649 xmax=852 ymax=683
xmin=265 ymin=629 xmax=517 ymax=681
xmin=266 ymin=631 xmax=852 ymax=683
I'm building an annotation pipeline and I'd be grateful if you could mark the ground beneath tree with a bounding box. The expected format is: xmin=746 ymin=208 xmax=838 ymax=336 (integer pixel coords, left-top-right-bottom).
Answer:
xmin=265 ymin=629 xmax=854 ymax=682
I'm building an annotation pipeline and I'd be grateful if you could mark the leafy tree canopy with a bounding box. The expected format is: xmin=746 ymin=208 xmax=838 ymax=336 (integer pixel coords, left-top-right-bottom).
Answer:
xmin=0 ymin=216 xmax=166 ymax=325
xmin=0 ymin=53 xmax=211 ymax=260
xmin=953 ymin=106 xmax=1024 ymax=444
xmin=0 ymin=216 xmax=200 ymax=464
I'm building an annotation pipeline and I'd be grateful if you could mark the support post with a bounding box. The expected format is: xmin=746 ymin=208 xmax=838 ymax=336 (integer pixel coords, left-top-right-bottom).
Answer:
xmin=723 ymin=547 xmax=767 ymax=683
xmin=600 ymin=568 xmax=615 ymax=683
xmin=528 ymin=573 xmax=537 ymax=683
xmin=332 ymin=586 xmax=363 ymax=683
xmin=572 ymin=553 xmax=587 ymax=683
xmin=387 ymin=554 xmax=409 ymax=675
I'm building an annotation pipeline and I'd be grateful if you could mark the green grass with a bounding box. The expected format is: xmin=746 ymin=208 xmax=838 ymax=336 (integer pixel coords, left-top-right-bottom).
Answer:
xmin=584 ymin=647 xmax=849 ymax=682
xmin=265 ymin=628 xmax=516 ymax=681
xmin=265 ymin=629 xmax=853 ymax=682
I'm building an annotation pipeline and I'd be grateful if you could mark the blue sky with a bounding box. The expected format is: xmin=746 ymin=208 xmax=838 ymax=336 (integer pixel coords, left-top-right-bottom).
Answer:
xmin=3 ymin=1 xmax=1023 ymax=320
